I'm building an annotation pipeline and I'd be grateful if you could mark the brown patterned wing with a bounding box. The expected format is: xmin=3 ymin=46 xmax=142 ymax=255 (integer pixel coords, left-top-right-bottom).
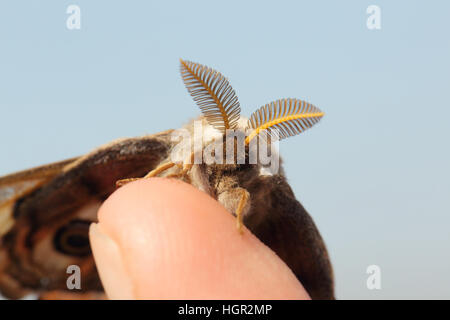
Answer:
xmin=244 ymin=174 xmax=335 ymax=300
xmin=0 ymin=158 xmax=79 ymax=238
xmin=0 ymin=130 xmax=173 ymax=299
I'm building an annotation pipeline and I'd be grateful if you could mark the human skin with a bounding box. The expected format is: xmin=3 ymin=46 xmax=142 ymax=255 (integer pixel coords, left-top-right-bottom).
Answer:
xmin=89 ymin=177 xmax=310 ymax=299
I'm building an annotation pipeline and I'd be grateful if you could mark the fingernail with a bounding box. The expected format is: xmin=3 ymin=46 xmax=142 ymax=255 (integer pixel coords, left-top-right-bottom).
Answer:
xmin=89 ymin=223 xmax=135 ymax=299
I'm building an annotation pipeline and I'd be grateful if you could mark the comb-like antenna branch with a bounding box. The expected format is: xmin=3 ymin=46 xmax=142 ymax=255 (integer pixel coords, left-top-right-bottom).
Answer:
xmin=180 ymin=59 xmax=241 ymax=132
xmin=245 ymin=98 xmax=324 ymax=145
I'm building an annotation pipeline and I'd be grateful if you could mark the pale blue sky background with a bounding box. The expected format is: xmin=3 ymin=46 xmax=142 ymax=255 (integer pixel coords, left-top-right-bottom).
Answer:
xmin=0 ymin=1 xmax=449 ymax=299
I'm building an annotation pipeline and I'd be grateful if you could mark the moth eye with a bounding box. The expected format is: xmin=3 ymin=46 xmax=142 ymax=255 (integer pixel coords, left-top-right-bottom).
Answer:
xmin=53 ymin=220 xmax=92 ymax=257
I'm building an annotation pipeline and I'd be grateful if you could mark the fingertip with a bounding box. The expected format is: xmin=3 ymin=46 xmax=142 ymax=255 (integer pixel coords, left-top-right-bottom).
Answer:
xmin=89 ymin=223 xmax=134 ymax=299
xmin=93 ymin=178 xmax=309 ymax=299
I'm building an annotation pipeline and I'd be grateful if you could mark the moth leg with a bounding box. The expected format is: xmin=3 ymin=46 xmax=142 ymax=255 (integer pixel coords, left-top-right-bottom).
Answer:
xmin=146 ymin=161 xmax=193 ymax=183
xmin=217 ymin=186 xmax=251 ymax=234
xmin=116 ymin=152 xmax=193 ymax=187
xmin=175 ymin=162 xmax=184 ymax=169
xmin=165 ymin=172 xmax=191 ymax=184
xmin=115 ymin=177 xmax=141 ymax=187
xmin=236 ymin=188 xmax=250 ymax=234
xmin=162 ymin=152 xmax=194 ymax=181
xmin=144 ymin=162 xmax=176 ymax=178
xmin=116 ymin=162 xmax=176 ymax=187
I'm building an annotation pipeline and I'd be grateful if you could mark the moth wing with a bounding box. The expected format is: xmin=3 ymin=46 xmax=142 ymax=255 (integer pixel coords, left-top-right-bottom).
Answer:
xmin=0 ymin=130 xmax=174 ymax=299
xmin=245 ymin=175 xmax=335 ymax=300
xmin=0 ymin=158 xmax=79 ymax=237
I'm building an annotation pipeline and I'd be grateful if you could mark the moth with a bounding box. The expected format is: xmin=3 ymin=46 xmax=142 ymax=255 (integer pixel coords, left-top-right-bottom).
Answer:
xmin=0 ymin=59 xmax=334 ymax=299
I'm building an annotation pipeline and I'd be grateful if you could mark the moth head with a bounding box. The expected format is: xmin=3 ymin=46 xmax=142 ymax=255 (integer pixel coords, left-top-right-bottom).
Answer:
xmin=179 ymin=59 xmax=325 ymax=152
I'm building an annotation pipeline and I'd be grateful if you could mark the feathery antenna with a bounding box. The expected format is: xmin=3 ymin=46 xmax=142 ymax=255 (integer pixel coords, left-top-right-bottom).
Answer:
xmin=245 ymin=98 xmax=324 ymax=144
xmin=180 ymin=59 xmax=241 ymax=132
